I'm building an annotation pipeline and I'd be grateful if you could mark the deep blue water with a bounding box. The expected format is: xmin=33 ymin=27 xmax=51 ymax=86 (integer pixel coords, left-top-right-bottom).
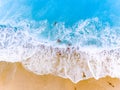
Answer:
xmin=0 ymin=0 xmax=120 ymax=48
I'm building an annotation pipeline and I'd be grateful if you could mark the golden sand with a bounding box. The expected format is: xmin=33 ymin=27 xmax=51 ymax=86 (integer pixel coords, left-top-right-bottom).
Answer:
xmin=0 ymin=62 xmax=120 ymax=90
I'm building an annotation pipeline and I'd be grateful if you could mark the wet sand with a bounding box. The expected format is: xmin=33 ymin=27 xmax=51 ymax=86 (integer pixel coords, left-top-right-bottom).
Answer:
xmin=0 ymin=62 xmax=120 ymax=90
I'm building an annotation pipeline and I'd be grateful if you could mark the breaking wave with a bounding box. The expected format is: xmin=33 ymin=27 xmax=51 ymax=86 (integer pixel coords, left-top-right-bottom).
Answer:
xmin=0 ymin=18 xmax=120 ymax=83
xmin=1 ymin=0 xmax=120 ymax=83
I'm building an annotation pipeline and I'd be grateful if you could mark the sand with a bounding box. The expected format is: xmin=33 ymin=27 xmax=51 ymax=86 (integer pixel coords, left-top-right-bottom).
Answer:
xmin=0 ymin=62 xmax=120 ymax=90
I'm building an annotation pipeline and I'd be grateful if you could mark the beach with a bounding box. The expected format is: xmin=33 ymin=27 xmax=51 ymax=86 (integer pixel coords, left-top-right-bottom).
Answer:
xmin=0 ymin=62 xmax=120 ymax=90
xmin=0 ymin=0 xmax=120 ymax=90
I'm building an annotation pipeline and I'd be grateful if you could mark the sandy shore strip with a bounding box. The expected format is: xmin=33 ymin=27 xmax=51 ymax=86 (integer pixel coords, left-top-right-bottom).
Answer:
xmin=0 ymin=62 xmax=120 ymax=90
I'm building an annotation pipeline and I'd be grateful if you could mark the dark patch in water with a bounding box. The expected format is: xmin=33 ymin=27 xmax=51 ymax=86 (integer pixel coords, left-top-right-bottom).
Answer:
xmin=57 ymin=39 xmax=61 ymax=43
xmin=82 ymin=72 xmax=86 ymax=78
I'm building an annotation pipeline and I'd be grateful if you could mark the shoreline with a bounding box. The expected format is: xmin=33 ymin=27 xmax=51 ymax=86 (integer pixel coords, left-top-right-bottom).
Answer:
xmin=1 ymin=43 xmax=120 ymax=83
xmin=0 ymin=62 xmax=120 ymax=90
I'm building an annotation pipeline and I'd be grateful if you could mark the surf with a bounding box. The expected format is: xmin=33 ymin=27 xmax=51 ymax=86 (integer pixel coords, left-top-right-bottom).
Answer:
xmin=0 ymin=0 xmax=120 ymax=83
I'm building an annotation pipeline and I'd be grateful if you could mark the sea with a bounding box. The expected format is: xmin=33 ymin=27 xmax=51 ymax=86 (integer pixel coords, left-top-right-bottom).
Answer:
xmin=0 ymin=0 xmax=120 ymax=83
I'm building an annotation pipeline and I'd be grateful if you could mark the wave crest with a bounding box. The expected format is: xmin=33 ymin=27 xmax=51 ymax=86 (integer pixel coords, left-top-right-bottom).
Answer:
xmin=0 ymin=18 xmax=120 ymax=83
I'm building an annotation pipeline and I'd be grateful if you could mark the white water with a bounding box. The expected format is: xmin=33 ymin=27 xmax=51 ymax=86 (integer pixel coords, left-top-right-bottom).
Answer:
xmin=0 ymin=18 xmax=120 ymax=83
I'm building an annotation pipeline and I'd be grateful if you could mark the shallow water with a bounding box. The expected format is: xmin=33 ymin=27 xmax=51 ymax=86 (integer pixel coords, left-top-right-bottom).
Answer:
xmin=0 ymin=0 xmax=120 ymax=83
xmin=0 ymin=0 xmax=120 ymax=47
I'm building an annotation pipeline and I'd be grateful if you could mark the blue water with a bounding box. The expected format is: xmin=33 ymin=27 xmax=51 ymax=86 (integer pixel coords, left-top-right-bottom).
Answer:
xmin=1 ymin=0 xmax=120 ymax=82
xmin=0 ymin=0 xmax=119 ymax=24
xmin=0 ymin=0 xmax=120 ymax=48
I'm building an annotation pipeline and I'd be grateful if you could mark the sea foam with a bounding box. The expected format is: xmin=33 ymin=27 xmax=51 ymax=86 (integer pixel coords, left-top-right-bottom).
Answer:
xmin=0 ymin=18 xmax=120 ymax=83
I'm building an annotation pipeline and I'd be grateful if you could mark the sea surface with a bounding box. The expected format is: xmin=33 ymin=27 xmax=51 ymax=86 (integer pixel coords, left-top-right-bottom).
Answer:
xmin=0 ymin=0 xmax=120 ymax=83
xmin=0 ymin=0 xmax=120 ymax=48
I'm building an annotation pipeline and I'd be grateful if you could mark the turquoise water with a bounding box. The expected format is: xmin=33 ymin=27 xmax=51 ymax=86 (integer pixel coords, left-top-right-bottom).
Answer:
xmin=0 ymin=0 xmax=119 ymax=24
xmin=0 ymin=0 xmax=120 ymax=49
xmin=1 ymin=1 xmax=120 ymax=82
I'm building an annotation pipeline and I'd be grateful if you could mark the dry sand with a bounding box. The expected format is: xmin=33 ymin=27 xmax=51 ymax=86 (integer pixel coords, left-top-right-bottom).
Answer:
xmin=0 ymin=62 xmax=120 ymax=90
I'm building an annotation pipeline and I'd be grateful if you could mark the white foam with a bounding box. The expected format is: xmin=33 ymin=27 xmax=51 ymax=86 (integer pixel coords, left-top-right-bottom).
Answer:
xmin=21 ymin=44 xmax=120 ymax=83
xmin=0 ymin=24 xmax=39 ymax=62
xmin=1 ymin=18 xmax=120 ymax=83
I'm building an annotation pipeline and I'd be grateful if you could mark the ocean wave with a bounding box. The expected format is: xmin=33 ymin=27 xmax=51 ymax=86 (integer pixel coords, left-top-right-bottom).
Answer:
xmin=0 ymin=18 xmax=120 ymax=83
